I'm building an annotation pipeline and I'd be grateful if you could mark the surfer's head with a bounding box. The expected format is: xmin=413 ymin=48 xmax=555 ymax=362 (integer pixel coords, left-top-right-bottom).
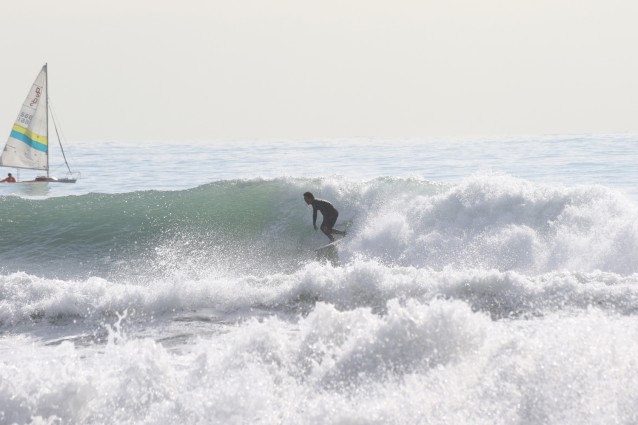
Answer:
xmin=303 ymin=192 xmax=314 ymax=204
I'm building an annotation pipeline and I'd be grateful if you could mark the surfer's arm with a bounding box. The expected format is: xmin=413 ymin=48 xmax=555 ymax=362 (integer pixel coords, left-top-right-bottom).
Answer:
xmin=312 ymin=207 xmax=318 ymax=230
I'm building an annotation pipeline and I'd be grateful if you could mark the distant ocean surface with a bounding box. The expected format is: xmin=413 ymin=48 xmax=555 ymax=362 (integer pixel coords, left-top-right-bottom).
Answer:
xmin=1 ymin=135 xmax=638 ymax=424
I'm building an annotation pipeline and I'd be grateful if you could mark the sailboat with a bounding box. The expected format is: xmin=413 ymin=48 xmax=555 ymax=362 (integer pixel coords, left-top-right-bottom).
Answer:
xmin=0 ymin=64 xmax=78 ymax=183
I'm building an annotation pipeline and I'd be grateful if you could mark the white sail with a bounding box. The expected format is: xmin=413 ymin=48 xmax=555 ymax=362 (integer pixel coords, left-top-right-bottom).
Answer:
xmin=0 ymin=65 xmax=48 ymax=170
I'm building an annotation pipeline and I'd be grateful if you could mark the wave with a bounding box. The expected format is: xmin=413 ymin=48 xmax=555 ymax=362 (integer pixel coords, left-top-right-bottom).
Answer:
xmin=5 ymin=287 xmax=638 ymax=424
xmin=347 ymin=173 xmax=638 ymax=274
xmin=2 ymin=259 xmax=638 ymax=329
xmin=1 ymin=173 xmax=637 ymax=279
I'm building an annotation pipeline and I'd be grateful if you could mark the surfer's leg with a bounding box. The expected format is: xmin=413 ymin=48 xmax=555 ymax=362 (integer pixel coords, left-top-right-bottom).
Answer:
xmin=320 ymin=218 xmax=335 ymax=241
xmin=322 ymin=227 xmax=335 ymax=241
xmin=325 ymin=212 xmax=345 ymax=236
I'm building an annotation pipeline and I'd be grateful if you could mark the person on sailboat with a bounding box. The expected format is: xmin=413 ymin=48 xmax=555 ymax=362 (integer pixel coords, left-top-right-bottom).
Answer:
xmin=1 ymin=173 xmax=16 ymax=183
xmin=303 ymin=192 xmax=347 ymax=242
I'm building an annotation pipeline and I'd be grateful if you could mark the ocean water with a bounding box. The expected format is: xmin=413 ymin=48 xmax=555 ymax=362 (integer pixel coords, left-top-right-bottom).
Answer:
xmin=1 ymin=135 xmax=638 ymax=424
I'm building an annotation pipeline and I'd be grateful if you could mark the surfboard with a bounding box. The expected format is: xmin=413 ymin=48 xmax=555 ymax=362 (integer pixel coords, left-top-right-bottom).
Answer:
xmin=314 ymin=237 xmax=344 ymax=251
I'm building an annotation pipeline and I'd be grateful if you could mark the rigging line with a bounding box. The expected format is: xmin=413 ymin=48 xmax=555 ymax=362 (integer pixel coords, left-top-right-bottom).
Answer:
xmin=48 ymin=99 xmax=74 ymax=175
xmin=48 ymin=100 xmax=66 ymax=140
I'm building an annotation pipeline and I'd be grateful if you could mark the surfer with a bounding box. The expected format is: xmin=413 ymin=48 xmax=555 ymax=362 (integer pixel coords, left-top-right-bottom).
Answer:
xmin=303 ymin=192 xmax=346 ymax=242
xmin=1 ymin=173 xmax=16 ymax=183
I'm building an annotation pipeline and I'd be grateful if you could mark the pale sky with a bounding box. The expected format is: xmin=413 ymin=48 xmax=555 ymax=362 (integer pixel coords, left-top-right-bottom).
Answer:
xmin=1 ymin=0 xmax=638 ymax=143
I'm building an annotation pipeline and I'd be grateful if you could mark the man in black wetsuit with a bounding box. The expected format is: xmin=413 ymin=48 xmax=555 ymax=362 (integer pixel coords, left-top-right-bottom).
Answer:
xmin=303 ymin=191 xmax=346 ymax=242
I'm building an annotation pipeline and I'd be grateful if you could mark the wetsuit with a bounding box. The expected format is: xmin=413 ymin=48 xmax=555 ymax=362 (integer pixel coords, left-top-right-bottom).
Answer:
xmin=311 ymin=198 xmax=339 ymax=231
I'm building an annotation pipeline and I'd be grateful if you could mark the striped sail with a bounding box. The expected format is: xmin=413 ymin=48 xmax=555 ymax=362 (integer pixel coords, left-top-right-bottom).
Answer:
xmin=0 ymin=65 xmax=48 ymax=170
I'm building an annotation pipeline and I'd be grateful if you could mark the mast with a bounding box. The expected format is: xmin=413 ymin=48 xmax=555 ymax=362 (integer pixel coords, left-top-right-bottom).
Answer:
xmin=44 ymin=63 xmax=49 ymax=177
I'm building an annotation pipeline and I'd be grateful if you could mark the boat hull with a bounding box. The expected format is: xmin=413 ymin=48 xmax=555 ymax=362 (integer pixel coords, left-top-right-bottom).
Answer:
xmin=32 ymin=176 xmax=77 ymax=183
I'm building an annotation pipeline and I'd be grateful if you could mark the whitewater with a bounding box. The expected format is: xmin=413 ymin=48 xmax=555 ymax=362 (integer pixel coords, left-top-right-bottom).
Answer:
xmin=1 ymin=136 xmax=638 ymax=424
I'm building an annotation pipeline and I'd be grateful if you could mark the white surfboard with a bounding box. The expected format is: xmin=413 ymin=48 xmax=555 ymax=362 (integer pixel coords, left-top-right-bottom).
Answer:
xmin=314 ymin=237 xmax=344 ymax=251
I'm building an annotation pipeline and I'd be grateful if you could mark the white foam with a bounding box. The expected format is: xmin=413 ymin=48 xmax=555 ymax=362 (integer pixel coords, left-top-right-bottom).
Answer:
xmin=2 ymin=297 xmax=638 ymax=423
xmin=4 ymin=258 xmax=638 ymax=328
xmin=343 ymin=173 xmax=638 ymax=274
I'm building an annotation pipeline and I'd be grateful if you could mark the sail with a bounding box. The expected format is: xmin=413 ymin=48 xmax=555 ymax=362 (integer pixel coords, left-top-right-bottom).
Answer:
xmin=0 ymin=65 xmax=48 ymax=170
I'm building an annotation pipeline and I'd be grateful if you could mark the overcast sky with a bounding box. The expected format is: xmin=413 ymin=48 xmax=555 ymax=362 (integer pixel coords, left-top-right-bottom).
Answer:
xmin=1 ymin=0 xmax=637 ymax=143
